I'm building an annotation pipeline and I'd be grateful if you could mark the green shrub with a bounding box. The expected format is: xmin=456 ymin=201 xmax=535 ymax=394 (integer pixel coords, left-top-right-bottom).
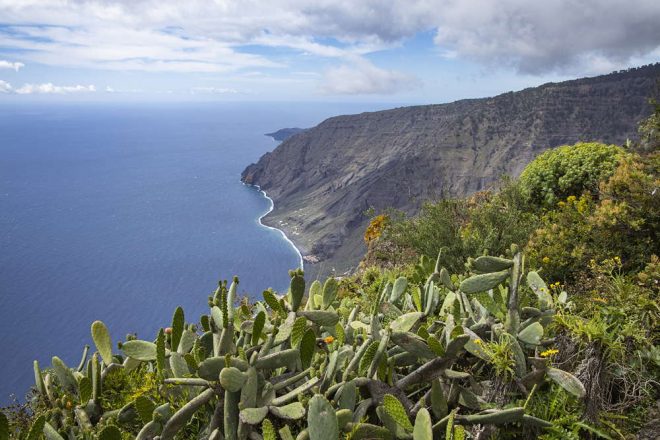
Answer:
xmin=525 ymin=194 xmax=596 ymax=281
xmin=519 ymin=142 xmax=626 ymax=208
xmin=374 ymin=180 xmax=538 ymax=273
xmin=460 ymin=178 xmax=538 ymax=258
xmin=381 ymin=198 xmax=469 ymax=273
xmin=526 ymin=152 xmax=659 ymax=281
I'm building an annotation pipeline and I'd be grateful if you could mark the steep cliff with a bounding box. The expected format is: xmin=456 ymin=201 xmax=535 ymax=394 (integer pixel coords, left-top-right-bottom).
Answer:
xmin=242 ymin=64 xmax=660 ymax=276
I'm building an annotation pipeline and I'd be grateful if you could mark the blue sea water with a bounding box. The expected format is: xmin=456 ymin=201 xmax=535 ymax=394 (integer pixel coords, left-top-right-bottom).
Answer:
xmin=0 ymin=101 xmax=390 ymax=403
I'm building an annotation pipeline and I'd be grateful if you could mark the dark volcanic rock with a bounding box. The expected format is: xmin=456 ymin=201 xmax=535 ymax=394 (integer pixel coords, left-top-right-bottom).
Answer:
xmin=265 ymin=128 xmax=307 ymax=142
xmin=243 ymin=64 xmax=660 ymax=276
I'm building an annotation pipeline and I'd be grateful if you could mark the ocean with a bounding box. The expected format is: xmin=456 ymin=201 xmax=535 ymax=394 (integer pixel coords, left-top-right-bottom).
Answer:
xmin=0 ymin=101 xmax=390 ymax=403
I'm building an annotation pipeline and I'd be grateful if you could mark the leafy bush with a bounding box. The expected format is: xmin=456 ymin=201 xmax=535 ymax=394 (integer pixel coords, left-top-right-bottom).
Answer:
xmin=519 ymin=142 xmax=626 ymax=209
xmin=380 ymin=199 xmax=469 ymax=273
xmin=525 ymin=194 xmax=596 ymax=281
xmin=460 ymin=178 xmax=538 ymax=258
xmin=526 ymin=152 xmax=659 ymax=280
xmin=373 ymin=180 xmax=538 ymax=274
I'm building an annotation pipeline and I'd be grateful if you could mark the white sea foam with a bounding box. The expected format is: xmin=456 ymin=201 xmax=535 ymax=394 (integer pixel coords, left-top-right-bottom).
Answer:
xmin=243 ymin=182 xmax=304 ymax=270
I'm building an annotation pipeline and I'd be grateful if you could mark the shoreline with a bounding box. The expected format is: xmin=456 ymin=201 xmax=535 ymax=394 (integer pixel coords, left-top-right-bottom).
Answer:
xmin=242 ymin=181 xmax=304 ymax=270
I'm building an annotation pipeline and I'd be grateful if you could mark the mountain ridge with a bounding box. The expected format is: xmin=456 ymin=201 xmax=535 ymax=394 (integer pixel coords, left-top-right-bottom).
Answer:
xmin=242 ymin=64 xmax=660 ymax=277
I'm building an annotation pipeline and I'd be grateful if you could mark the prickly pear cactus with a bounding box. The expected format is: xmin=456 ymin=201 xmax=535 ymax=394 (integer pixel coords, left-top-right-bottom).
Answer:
xmin=21 ymin=251 xmax=584 ymax=440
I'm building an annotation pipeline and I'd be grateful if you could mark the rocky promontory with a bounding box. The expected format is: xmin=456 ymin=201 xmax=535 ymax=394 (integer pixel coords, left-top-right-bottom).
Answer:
xmin=265 ymin=128 xmax=307 ymax=142
xmin=243 ymin=64 xmax=660 ymax=277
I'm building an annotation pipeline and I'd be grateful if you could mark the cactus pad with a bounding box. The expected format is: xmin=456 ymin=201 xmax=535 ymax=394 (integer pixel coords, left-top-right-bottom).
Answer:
xmin=256 ymin=348 xmax=300 ymax=370
xmin=134 ymin=395 xmax=155 ymax=423
xmin=307 ymin=395 xmax=339 ymax=440
xmin=460 ymin=270 xmax=509 ymax=294
xmin=121 ymin=340 xmax=157 ymax=361
xmin=472 ymin=256 xmax=514 ymax=273
xmin=389 ymin=312 xmax=424 ymax=333
xmin=517 ymin=322 xmax=544 ymax=345
xmin=527 ymin=271 xmax=554 ymax=310
xmin=98 ymin=425 xmax=122 ymax=440
xmin=262 ymin=419 xmax=276 ymax=440
xmin=274 ymin=312 xmax=296 ymax=345
xmin=382 ymin=394 xmax=413 ymax=432
xmin=322 ymin=277 xmax=339 ymax=309
xmin=413 ymin=408 xmax=432 ymax=440
xmin=300 ymin=329 xmax=316 ymax=369
xmin=51 ymin=356 xmax=77 ymax=393
xmin=299 ymin=310 xmax=340 ymax=327
xmin=240 ymin=406 xmax=269 ymax=425
xmin=269 ymin=402 xmax=305 ymax=420
xmin=546 ymin=367 xmax=586 ymax=398
xmin=171 ymin=306 xmax=185 ymax=351
xmin=91 ymin=320 xmax=113 ymax=366
xmin=220 ymin=367 xmax=247 ymax=392
xmin=389 ymin=276 xmax=408 ymax=303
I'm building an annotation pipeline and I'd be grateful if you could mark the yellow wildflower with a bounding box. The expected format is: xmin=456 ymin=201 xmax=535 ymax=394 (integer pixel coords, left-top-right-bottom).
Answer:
xmin=474 ymin=339 xmax=483 ymax=345
xmin=323 ymin=336 xmax=335 ymax=344
xmin=542 ymin=256 xmax=550 ymax=264
xmin=540 ymin=349 xmax=559 ymax=358
xmin=364 ymin=214 xmax=389 ymax=243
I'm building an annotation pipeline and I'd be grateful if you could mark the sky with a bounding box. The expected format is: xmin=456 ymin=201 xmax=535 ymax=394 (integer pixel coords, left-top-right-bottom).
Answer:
xmin=0 ymin=0 xmax=659 ymax=103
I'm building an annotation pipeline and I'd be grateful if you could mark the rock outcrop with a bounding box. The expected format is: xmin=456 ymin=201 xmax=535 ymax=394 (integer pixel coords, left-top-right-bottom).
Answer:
xmin=242 ymin=64 xmax=660 ymax=277
xmin=265 ymin=128 xmax=307 ymax=142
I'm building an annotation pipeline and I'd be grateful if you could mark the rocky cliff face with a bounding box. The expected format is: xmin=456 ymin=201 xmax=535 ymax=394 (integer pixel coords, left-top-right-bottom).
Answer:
xmin=242 ymin=64 xmax=660 ymax=276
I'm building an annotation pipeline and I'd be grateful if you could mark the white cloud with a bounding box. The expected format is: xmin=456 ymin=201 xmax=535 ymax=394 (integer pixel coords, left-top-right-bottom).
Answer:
xmin=14 ymin=83 xmax=96 ymax=94
xmin=0 ymin=0 xmax=657 ymax=78
xmin=0 ymin=24 xmax=280 ymax=73
xmin=0 ymin=80 xmax=13 ymax=93
xmin=0 ymin=60 xmax=24 ymax=71
xmin=104 ymin=86 xmax=143 ymax=93
xmin=432 ymin=0 xmax=660 ymax=74
xmin=190 ymin=87 xmax=239 ymax=94
xmin=320 ymin=58 xmax=418 ymax=95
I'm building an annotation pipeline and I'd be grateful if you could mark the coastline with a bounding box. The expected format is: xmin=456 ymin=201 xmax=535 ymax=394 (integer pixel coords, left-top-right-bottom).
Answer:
xmin=242 ymin=181 xmax=304 ymax=270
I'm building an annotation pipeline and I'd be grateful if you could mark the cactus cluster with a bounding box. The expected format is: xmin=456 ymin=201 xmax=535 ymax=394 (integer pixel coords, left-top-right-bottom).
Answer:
xmin=21 ymin=250 xmax=585 ymax=439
